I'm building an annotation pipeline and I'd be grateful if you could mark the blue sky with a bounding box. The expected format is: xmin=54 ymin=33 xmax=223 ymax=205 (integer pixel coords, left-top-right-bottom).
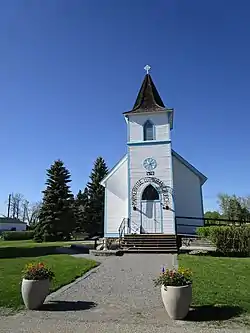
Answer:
xmin=0 ymin=0 xmax=250 ymax=215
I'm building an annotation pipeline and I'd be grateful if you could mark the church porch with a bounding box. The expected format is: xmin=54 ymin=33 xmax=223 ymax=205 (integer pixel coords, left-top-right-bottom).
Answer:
xmin=120 ymin=233 xmax=178 ymax=253
xmin=118 ymin=218 xmax=178 ymax=253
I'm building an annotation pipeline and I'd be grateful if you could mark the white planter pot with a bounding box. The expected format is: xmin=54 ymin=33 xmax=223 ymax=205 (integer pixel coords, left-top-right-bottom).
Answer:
xmin=21 ymin=279 xmax=50 ymax=310
xmin=161 ymin=284 xmax=192 ymax=320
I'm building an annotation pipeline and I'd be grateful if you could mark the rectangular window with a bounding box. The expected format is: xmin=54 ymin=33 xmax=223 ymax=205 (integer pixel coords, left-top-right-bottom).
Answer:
xmin=145 ymin=127 xmax=153 ymax=140
xmin=143 ymin=121 xmax=154 ymax=140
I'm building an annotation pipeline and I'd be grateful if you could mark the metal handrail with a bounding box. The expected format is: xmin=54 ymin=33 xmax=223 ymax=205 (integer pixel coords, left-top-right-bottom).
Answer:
xmin=118 ymin=218 xmax=128 ymax=247
xmin=130 ymin=220 xmax=141 ymax=234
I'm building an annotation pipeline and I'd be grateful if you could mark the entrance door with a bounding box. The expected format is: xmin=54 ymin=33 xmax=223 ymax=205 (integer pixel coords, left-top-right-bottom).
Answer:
xmin=140 ymin=185 xmax=162 ymax=233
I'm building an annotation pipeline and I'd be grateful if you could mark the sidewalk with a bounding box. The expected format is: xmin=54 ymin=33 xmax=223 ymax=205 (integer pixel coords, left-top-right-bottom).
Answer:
xmin=0 ymin=254 xmax=248 ymax=333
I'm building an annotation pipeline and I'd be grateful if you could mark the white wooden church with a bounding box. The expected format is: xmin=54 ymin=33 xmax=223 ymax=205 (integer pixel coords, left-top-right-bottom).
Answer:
xmin=101 ymin=67 xmax=207 ymax=244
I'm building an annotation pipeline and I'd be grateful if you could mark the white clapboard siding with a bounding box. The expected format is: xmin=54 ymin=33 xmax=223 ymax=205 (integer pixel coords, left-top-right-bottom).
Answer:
xmin=105 ymin=157 xmax=128 ymax=236
xmin=0 ymin=223 xmax=27 ymax=231
xmin=172 ymin=155 xmax=204 ymax=235
xmin=129 ymin=143 xmax=175 ymax=234
xmin=128 ymin=113 xmax=170 ymax=142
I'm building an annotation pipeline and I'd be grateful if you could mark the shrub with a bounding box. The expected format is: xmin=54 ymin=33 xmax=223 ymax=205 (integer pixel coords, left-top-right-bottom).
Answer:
xmin=72 ymin=232 xmax=90 ymax=240
xmin=34 ymin=232 xmax=71 ymax=243
xmin=197 ymin=227 xmax=211 ymax=238
xmin=2 ymin=231 xmax=34 ymax=241
xmin=197 ymin=225 xmax=250 ymax=255
xmin=43 ymin=233 xmax=61 ymax=242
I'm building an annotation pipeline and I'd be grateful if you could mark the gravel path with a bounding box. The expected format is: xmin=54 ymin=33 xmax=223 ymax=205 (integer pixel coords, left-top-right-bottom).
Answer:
xmin=0 ymin=254 xmax=249 ymax=333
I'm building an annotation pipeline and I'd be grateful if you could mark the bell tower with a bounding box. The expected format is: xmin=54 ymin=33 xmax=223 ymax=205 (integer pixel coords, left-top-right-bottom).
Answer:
xmin=123 ymin=66 xmax=175 ymax=234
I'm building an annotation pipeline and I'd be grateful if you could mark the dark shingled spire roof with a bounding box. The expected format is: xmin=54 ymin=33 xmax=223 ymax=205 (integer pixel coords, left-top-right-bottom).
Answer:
xmin=124 ymin=74 xmax=166 ymax=114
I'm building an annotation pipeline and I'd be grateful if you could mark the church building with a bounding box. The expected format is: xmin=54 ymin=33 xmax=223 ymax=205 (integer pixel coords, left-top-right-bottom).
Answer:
xmin=100 ymin=68 xmax=207 ymax=241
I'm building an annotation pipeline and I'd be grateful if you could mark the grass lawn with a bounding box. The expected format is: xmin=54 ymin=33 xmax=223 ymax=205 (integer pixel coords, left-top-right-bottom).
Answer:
xmin=179 ymin=254 xmax=250 ymax=313
xmin=0 ymin=239 xmax=94 ymax=258
xmin=0 ymin=254 xmax=97 ymax=309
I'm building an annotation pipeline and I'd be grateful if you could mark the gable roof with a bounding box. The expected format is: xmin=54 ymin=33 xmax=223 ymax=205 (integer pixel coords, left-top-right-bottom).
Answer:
xmin=100 ymin=151 xmax=207 ymax=187
xmin=172 ymin=150 xmax=207 ymax=185
xmin=0 ymin=217 xmax=27 ymax=224
xmin=100 ymin=155 xmax=127 ymax=186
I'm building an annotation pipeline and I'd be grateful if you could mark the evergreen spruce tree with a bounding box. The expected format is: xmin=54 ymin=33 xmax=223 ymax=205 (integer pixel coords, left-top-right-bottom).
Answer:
xmin=86 ymin=157 xmax=108 ymax=237
xmin=34 ymin=160 xmax=75 ymax=242
xmin=74 ymin=187 xmax=89 ymax=234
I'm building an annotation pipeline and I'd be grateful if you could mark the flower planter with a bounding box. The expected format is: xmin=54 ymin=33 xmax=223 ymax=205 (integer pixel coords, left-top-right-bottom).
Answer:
xmin=21 ymin=279 xmax=50 ymax=310
xmin=161 ymin=284 xmax=192 ymax=320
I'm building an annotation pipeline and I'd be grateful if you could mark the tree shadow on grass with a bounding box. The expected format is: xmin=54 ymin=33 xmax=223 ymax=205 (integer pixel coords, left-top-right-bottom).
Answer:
xmin=186 ymin=305 xmax=245 ymax=321
xmin=39 ymin=300 xmax=97 ymax=311
xmin=0 ymin=246 xmax=61 ymax=259
xmin=0 ymin=245 xmax=90 ymax=259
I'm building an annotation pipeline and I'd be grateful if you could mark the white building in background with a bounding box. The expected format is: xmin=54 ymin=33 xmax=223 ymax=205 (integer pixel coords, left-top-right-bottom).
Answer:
xmin=101 ymin=69 xmax=207 ymax=238
xmin=0 ymin=217 xmax=27 ymax=232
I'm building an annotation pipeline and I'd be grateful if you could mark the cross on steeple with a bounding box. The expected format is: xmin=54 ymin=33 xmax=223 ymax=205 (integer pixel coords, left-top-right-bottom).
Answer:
xmin=144 ymin=64 xmax=151 ymax=74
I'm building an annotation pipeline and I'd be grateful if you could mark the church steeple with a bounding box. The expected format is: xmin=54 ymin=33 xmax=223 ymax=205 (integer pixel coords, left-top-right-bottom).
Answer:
xmin=132 ymin=73 xmax=165 ymax=111
xmin=124 ymin=73 xmax=166 ymax=114
xmin=124 ymin=67 xmax=174 ymax=130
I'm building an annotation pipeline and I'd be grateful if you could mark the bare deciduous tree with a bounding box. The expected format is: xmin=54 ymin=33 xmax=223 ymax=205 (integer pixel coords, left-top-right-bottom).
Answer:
xmin=26 ymin=201 xmax=41 ymax=227
xmin=5 ymin=193 xmax=41 ymax=226
xmin=9 ymin=193 xmax=24 ymax=219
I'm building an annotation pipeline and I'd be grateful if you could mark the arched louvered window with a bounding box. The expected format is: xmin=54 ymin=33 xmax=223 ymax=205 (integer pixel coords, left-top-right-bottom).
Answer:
xmin=143 ymin=120 xmax=154 ymax=141
xmin=142 ymin=184 xmax=159 ymax=201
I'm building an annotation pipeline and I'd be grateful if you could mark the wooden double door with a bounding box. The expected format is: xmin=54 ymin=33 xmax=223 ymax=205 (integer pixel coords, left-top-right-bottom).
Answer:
xmin=140 ymin=184 xmax=162 ymax=233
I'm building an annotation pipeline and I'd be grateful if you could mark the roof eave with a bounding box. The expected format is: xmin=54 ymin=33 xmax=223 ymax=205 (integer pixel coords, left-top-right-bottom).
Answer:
xmin=172 ymin=150 xmax=207 ymax=185
xmin=100 ymin=155 xmax=128 ymax=187
xmin=123 ymin=107 xmax=173 ymax=116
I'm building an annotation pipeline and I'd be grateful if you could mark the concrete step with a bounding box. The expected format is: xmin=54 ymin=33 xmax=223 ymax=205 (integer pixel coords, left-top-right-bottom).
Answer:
xmin=124 ymin=234 xmax=176 ymax=239
xmin=121 ymin=241 xmax=177 ymax=246
xmin=181 ymin=238 xmax=212 ymax=247
xmin=123 ymin=238 xmax=176 ymax=242
xmin=123 ymin=238 xmax=176 ymax=243
xmin=121 ymin=242 xmax=177 ymax=246
xmin=191 ymin=239 xmax=212 ymax=246
xmin=122 ymin=237 xmax=177 ymax=241
xmin=123 ymin=247 xmax=177 ymax=253
xmin=121 ymin=234 xmax=177 ymax=253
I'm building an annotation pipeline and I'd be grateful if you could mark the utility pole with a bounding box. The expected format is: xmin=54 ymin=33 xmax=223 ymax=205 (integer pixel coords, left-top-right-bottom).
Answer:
xmin=7 ymin=194 xmax=11 ymax=218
